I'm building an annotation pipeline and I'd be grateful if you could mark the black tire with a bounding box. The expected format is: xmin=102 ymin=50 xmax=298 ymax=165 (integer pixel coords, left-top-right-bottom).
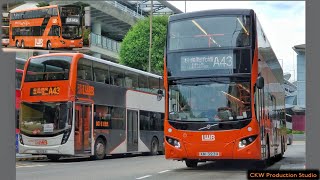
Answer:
xmin=266 ymin=138 xmax=271 ymax=166
xmin=47 ymin=41 xmax=52 ymax=50
xmin=47 ymin=154 xmax=61 ymax=161
xmin=21 ymin=40 xmax=25 ymax=49
xmin=16 ymin=40 xmax=19 ymax=48
xmin=150 ymin=137 xmax=159 ymax=156
xmin=92 ymin=138 xmax=106 ymax=160
xmin=185 ymin=160 xmax=198 ymax=168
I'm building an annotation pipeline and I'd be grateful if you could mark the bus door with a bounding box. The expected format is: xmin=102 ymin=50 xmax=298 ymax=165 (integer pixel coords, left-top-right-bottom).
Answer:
xmin=255 ymin=84 xmax=266 ymax=158
xmin=127 ymin=109 xmax=139 ymax=152
xmin=75 ymin=103 xmax=93 ymax=154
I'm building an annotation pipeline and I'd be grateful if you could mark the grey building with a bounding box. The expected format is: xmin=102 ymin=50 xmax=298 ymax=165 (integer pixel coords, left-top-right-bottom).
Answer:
xmin=293 ymin=44 xmax=306 ymax=109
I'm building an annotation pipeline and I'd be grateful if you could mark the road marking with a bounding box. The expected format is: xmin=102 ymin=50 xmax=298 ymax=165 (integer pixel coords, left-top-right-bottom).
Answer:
xmin=136 ymin=175 xmax=152 ymax=179
xmin=158 ymin=170 xmax=171 ymax=174
xmin=16 ymin=164 xmax=45 ymax=168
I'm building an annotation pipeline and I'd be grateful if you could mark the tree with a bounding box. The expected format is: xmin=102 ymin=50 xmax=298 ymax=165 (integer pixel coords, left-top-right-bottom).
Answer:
xmin=36 ymin=2 xmax=50 ymax=7
xmin=119 ymin=15 xmax=168 ymax=75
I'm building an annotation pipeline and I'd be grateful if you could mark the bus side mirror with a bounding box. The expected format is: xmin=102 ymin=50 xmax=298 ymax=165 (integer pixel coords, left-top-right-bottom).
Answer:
xmin=157 ymin=89 xmax=163 ymax=101
xmin=256 ymin=76 xmax=264 ymax=89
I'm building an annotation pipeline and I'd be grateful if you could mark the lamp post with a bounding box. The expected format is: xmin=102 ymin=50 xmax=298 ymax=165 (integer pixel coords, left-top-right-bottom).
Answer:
xmin=148 ymin=0 xmax=153 ymax=73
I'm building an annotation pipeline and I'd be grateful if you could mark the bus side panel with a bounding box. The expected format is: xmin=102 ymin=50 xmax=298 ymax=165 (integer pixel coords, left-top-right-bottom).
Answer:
xmin=126 ymin=90 xmax=165 ymax=153
xmin=77 ymin=79 xmax=128 ymax=154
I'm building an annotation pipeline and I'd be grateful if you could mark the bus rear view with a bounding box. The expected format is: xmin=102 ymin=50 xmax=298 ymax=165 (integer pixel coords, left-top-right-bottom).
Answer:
xmin=164 ymin=9 xmax=286 ymax=168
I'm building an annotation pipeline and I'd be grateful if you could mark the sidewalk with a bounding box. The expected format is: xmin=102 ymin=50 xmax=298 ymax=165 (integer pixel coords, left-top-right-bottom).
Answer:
xmin=16 ymin=154 xmax=47 ymax=161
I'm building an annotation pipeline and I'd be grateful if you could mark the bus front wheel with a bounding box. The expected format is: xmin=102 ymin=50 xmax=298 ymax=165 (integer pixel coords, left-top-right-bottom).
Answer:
xmin=185 ymin=160 xmax=198 ymax=168
xmin=93 ymin=138 xmax=106 ymax=160
xmin=15 ymin=41 xmax=19 ymax=48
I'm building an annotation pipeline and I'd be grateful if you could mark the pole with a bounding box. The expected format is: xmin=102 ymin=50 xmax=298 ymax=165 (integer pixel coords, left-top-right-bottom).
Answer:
xmin=148 ymin=0 xmax=153 ymax=72
xmin=185 ymin=0 xmax=186 ymax=13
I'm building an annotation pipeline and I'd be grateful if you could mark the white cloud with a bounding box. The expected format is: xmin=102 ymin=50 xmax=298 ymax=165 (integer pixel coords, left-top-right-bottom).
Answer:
xmin=168 ymin=1 xmax=305 ymax=81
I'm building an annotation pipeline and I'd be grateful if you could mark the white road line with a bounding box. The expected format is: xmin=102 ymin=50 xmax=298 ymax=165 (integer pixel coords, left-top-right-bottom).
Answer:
xmin=16 ymin=164 xmax=45 ymax=168
xmin=158 ymin=170 xmax=171 ymax=174
xmin=136 ymin=175 xmax=152 ymax=179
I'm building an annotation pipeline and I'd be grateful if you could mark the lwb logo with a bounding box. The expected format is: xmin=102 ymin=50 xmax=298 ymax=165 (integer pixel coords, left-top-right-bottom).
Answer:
xmin=35 ymin=39 xmax=43 ymax=47
xmin=202 ymin=134 xmax=215 ymax=141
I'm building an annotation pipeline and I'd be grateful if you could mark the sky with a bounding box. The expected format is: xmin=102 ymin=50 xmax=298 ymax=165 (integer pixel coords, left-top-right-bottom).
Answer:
xmin=168 ymin=1 xmax=305 ymax=82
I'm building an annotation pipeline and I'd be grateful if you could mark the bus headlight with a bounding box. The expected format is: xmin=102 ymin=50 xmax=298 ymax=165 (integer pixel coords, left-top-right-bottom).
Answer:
xmin=61 ymin=129 xmax=71 ymax=145
xmin=238 ymin=135 xmax=258 ymax=149
xmin=166 ymin=136 xmax=181 ymax=149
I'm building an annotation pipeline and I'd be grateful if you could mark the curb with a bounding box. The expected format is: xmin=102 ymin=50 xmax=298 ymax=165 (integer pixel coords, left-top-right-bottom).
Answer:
xmin=16 ymin=156 xmax=47 ymax=161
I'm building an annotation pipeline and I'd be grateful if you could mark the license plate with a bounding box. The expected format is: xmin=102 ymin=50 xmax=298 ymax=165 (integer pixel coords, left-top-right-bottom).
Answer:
xmin=70 ymin=45 xmax=75 ymax=47
xmin=36 ymin=149 xmax=47 ymax=154
xmin=199 ymin=152 xmax=220 ymax=156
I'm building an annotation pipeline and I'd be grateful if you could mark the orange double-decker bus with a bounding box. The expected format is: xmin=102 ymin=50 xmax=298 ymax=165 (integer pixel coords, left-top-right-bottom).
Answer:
xmin=18 ymin=53 xmax=165 ymax=161
xmin=9 ymin=5 xmax=83 ymax=49
xmin=163 ymin=9 xmax=286 ymax=168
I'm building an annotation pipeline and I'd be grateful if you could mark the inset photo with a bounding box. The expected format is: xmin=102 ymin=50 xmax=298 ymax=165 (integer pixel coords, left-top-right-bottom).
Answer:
xmin=2 ymin=1 xmax=91 ymax=53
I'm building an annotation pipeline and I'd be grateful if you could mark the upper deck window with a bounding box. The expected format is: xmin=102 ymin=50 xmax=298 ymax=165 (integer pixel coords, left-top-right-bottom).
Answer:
xmin=169 ymin=15 xmax=251 ymax=51
xmin=25 ymin=56 xmax=72 ymax=82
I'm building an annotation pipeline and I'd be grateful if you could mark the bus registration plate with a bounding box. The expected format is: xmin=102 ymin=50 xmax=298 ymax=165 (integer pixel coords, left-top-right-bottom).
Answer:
xmin=199 ymin=152 xmax=220 ymax=156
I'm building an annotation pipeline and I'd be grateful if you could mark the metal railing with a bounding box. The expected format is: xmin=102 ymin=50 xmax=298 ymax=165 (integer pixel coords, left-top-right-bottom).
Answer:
xmin=105 ymin=1 xmax=144 ymax=19
xmin=90 ymin=33 xmax=121 ymax=53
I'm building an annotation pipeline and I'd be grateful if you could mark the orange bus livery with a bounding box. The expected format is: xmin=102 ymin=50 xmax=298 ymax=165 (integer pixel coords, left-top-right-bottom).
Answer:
xmin=163 ymin=9 xmax=287 ymax=168
xmin=9 ymin=5 xmax=83 ymax=49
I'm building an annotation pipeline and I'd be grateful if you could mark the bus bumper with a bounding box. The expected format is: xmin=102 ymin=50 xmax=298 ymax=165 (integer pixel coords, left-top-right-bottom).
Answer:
xmin=18 ymin=134 xmax=74 ymax=156
xmin=165 ymin=137 xmax=261 ymax=160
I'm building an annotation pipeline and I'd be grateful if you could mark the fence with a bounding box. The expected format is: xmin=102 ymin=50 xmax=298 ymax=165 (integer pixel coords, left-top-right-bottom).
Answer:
xmin=90 ymin=33 xmax=121 ymax=53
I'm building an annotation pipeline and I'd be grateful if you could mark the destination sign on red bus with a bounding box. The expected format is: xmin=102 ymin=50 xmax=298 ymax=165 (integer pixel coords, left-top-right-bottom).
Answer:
xmin=181 ymin=54 xmax=235 ymax=71
xmin=30 ymin=87 xmax=60 ymax=96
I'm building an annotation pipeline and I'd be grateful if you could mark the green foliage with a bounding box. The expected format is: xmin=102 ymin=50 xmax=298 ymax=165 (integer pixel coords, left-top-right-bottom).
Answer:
xmin=83 ymin=28 xmax=91 ymax=46
xmin=36 ymin=2 xmax=50 ymax=7
xmin=292 ymin=130 xmax=305 ymax=134
xmin=119 ymin=15 xmax=169 ymax=75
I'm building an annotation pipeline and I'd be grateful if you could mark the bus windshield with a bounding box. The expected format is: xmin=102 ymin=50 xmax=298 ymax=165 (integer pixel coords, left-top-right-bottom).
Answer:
xmin=60 ymin=6 xmax=81 ymax=16
xmin=25 ymin=56 xmax=72 ymax=82
xmin=2 ymin=27 xmax=9 ymax=38
xmin=169 ymin=15 xmax=251 ymax=51
xmin=20 ymin=102 xmax=72 ymax=136
xmin=169 ymin=78 xmax=251 ymax=122
xmin=62 ymin=25 xmax=82 ymax=39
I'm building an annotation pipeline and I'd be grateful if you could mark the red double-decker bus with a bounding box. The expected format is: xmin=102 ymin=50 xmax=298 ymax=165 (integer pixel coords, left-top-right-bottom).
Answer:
xmin=163 ymin=9 xmax=286 ymax=168
xmin=9 ymin=5 xmax=83 ymax=49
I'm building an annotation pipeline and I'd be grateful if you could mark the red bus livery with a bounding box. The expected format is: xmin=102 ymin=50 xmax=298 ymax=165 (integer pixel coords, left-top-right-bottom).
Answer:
xmin=9 ymin=5 xmax=83 ymax=49
xmin=163 ymin=9 xmax=286 ymax=168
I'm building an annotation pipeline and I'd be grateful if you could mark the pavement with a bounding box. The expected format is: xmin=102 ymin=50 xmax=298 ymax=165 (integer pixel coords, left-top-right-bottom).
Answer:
xmin=267 ymin=141 xmax=306 ymax=170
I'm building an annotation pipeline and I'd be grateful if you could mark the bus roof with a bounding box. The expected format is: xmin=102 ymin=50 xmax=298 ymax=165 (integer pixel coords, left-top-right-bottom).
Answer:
xmin=28 ymin=53 xmax=163 ymax=79
xmin=10 ymin=5 xmax=59 ymax=13
xmin=169 ymin=9 xmax=254 ymax=22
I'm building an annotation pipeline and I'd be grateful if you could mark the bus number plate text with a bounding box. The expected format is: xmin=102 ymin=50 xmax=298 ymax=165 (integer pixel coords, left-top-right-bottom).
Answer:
xmin=199 ymin=152 xmax=220 ymax=156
